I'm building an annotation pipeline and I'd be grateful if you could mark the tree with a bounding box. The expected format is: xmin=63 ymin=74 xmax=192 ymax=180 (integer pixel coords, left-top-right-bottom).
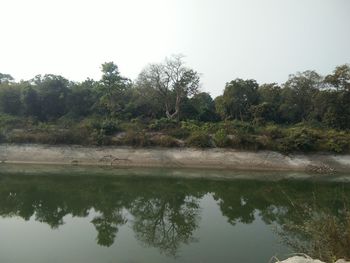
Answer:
xmin=221 ymin=79 xmax=259 ymax=121
xmin=137 ymin=55 xmax=200 ymax=120
xmin=250 ymin=102 xmax=277 ymax=124
xmin=97 ymin=62 xmax=131 ymax=117
xmin=188 ymin=92 xmax=219 ymax=121
xmin=214 ymin=95 xmax=225 ymax=120
xmin=22 ymin=85 xmax=41 ymax=117
xmin=324 ymin=64 xmax=350 ymax=91
xmin=67 ymin=79 xmax=97 ymax=117
xmin=0 ymin=83 xmax=22 ymax=115
xmin=258 ymin=83 xmax=282 ymax=105
xmin=280 ymin=71 xmax=322 ymax=123
xmin=0 ymin=73 xmax=14 ymax=84
xmin=125 ymin=85 xmax=164 ymax=119
xmin=33 ymin=74 xmax=70 ymax=120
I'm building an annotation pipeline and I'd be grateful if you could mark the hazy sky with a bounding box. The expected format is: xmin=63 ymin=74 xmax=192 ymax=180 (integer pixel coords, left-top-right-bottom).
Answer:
xmin=1 ymin=0 xmax=350 ymax=97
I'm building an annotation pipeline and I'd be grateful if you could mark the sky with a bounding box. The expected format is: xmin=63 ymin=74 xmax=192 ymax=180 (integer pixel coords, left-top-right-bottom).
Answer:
xmin=1 ymin=0 xmax=350 ymax=97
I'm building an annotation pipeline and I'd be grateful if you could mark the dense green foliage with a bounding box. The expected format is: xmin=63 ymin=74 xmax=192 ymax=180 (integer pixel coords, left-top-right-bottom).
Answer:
xmin=0 ymin=58 xmax=349 ymax=153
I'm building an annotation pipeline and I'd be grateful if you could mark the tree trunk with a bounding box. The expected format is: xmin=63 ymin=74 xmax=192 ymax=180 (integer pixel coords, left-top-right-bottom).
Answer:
xmin=165 ymin=94 xmax=180 ymax=119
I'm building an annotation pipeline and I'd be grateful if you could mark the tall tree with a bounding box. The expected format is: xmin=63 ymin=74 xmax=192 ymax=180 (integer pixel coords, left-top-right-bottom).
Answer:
xmin=324 ymin=64 xmax=350 ymax=91
xmin=22 ymin=85 xmax=41 ymax=117
xmin=98 ymin=62 xmax=131 ymax=117
xmin=137 ymin=55 xmax=200 ymax=119
xmin=33 ymin=74 xmax=70 ymax=120
xmin=0 ymin=83 xmax=22 ymax=115
xmin=280 ymin=71 xmax=322 ymax=123
xmin=67 ymin=79 xmax=97 ymax=117
xmin=188 ymin=92 xmax=218 ymax=121
xmin=221 ymin=79 xmax=259 ymax=121
xmin=254 ymin=83 xmax=282 ymax=123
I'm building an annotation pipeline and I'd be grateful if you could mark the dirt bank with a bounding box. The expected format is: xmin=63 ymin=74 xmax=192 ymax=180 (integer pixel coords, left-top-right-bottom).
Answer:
xmin=1 ymin=144 xmax=350 ymax=173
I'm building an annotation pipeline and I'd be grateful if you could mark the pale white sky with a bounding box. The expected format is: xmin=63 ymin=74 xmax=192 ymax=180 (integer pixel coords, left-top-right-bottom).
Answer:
xmin=1 ymin=0 xmax=350 ymax=97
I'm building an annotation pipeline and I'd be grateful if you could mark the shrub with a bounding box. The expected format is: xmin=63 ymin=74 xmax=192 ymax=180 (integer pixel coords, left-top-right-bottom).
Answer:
xmin=231 ymin=134 xmax=264 ymax=151
xmin=101 ymin=119 xmax=120 ymax=135
xmin=262 ymin=124 xmax=285 ymax=139
xmin=321 ymin=131 xmax=350 ymax=153
xmin=0 ymin=114 xmax=25 ymax=130
xmin=8 ymin=128 xmax=90 ymax=145
xmin=180 ymin=120 xmax=201 ymax=132
xmin=79 ymin=116 xmax=103 ymax=131
xmin=186 ymin=131 xmax=212 ymax=148
xmin=52 ymin=129 xmax=89 ymax=144
xmin=121 ymin=130 xmax=152 ymax=147
xmin=119 ymin=119 xmax=145 ymax=132
xmin=90 ymin=129 xmax=111 ymax=145
xmin=148 ymin=118 xmax=179 ymax=131
xmin=167 ymin=127 xmax=191 ymax=139
xmin=213 ymin=129 xmax=231 ymax=147
xmin=279 ymin=128 xmax=319 ymax=153
xmin=152 ymin=135 xmax=179 ymax=147
xmin=57 ymin=115 xmax=79 ymax=128
xmin=223 ymin=120 xmax=256 ymax=134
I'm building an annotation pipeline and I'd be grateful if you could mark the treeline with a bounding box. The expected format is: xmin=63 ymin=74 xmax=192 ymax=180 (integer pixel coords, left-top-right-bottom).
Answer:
xmin=0 ymin=57 xmax=349 ymax=152
xmin=0 ymin=57 xmax=349 ymax=128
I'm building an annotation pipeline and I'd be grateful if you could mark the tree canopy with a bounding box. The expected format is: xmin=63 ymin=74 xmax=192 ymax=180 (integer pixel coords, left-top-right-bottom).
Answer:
xmin=0 ymin=61 xmax=349 ymax=133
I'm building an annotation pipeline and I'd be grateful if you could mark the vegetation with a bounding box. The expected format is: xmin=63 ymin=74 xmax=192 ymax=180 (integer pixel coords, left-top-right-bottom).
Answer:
xmin=0 ymin=57 xmax=349 ymax=153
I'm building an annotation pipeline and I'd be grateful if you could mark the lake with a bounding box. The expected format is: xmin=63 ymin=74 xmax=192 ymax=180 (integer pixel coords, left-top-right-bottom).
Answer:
xmin=0 ymin=165 xmax=349 ymax=263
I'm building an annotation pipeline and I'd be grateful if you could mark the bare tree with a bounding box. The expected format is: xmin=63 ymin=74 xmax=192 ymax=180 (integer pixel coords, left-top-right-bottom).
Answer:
xmin=137 ymin=55 xmax=200 ymax=119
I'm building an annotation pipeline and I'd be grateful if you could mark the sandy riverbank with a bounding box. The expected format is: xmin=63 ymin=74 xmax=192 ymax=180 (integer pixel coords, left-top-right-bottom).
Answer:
xmin=1 ymin=144 xmax=350 ymax=173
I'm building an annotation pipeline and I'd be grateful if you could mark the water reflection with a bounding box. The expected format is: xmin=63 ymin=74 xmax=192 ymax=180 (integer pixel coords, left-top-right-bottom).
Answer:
xmin=0 ymin=171 xmax=349 ymax=258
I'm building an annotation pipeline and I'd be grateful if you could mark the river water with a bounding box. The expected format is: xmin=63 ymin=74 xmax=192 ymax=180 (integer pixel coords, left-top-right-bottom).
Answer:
xmin=0 ymin=165 xmax=349 ymax=263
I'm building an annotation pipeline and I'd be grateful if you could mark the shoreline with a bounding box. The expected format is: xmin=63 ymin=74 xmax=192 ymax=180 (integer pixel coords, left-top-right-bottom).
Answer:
xmin=1 ymin=144 xmax=350 ymax=173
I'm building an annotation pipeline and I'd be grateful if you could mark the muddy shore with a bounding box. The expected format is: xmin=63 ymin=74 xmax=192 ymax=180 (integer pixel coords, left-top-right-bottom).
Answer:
xmin=0 ymin=144 xmax=350 ymax=173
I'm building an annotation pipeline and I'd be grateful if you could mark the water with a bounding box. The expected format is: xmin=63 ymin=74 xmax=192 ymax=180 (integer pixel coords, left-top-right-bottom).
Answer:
xmin=0 ymin=165 xmax=349 ymax=263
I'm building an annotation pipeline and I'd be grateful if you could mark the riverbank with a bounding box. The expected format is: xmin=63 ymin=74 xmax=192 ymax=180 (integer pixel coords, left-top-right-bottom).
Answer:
xmin=1 ymin=144 xmax=350 ymax=172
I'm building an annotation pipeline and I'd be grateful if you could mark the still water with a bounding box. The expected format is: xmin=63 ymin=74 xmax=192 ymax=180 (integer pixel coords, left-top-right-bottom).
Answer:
xmin=0 ymin=165 xmax=349 ymax=263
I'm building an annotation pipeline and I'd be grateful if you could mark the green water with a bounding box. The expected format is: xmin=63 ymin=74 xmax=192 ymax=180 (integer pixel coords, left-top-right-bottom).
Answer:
xmin=0 ymin=166 xmax=349 ymax=263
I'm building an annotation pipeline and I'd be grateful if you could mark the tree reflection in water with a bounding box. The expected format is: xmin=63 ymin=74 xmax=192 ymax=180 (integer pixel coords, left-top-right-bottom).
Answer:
xmin=91 ymin=210 xmax=127 ymax=247
xmin=131 ymin=195 xmax=200 ymax=256
xmin=0 ymin=172 xmax=349 ymax=259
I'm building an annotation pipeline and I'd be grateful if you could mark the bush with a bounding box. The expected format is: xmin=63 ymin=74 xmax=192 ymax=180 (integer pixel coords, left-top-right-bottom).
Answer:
xmin=321 ymin=131 xmax=350 ymax=153
xmin=231 ymin=134 xmax=264 ymax=151
xmin=279 ymin=128 xmax=320 ymax=153
xmin=121 ymin=130 xmax=152 ymax=147
xmin=8 ymin=128 xmax=89 ymax=145
xmin=0 ymin=114 xmax=25 ymax=130
xmin=90 ymin=129 xmax=111 ymax=145
xmin=186 ymin=131 xmax=212 ymax=148
xmin=152 ymin=135 xmax=179 ymax=147
xmin=223 ymin=120 xmax=256 ymax=134
xmin=167 ymin=127 xmax=191 ymax=139
xmin=148 ymin=118 xmax=179 ymax=131
xmin=119 ymin=119 xmax=145 ymax=132
xmin=79 ymin=116 xmax=103 ymax=130
xmin=57 ymin=115 xmax=79 ymax=128
xmin=262 ymin=124 xmax=285 ymax=139
xmin=101 ymin=119 xmax=120 ymax=135
xmin=180 ymin=120 xmax=202 ymax=132
xmin=213 ymin=129 xmax=231 ymax=147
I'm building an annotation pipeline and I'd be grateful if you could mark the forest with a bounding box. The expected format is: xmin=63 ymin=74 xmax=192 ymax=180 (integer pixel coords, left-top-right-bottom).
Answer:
xmin=0 ymin=56 xmax=349 ymax=153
